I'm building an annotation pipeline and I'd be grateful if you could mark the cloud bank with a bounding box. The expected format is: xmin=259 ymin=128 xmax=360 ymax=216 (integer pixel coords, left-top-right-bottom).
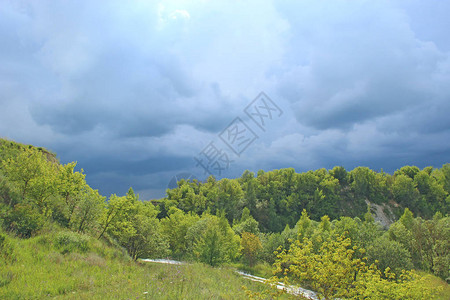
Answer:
xmin=1 ymin=0 xmax=449 ymax=199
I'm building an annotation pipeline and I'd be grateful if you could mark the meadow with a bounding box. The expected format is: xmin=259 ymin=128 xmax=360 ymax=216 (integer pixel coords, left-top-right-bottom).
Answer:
xmin=0 ymin=230 xmax=276 ymax=299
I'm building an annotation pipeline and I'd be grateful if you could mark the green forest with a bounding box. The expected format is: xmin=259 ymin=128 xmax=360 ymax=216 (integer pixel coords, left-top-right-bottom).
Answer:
xmin=1 ymin=138 xmax=449 ymax=299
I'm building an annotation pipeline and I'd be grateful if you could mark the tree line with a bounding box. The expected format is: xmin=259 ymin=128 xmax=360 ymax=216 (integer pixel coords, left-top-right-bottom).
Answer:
xmin=161 ymin=164 xmax=449 ymax=232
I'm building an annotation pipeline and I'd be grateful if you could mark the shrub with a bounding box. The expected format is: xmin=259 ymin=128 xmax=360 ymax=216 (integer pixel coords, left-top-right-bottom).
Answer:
xmin=3 ymin=204 xmax=44 ymax=238
xmin=54 ymin=231 xmax=90 ymax=254
xmin=366 ymin=236 xmax=413 ymax=275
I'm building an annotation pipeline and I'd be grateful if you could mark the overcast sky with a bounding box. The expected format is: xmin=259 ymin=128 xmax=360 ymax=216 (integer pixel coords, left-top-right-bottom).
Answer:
xmin=1 ymin=0 xmax=450 ymax=199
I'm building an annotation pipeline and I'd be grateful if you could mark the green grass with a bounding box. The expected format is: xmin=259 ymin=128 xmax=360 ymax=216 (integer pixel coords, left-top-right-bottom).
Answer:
xmin=417 ymin=271 xmax=450 ymax=300
xmin=2 ymin=230 xmax=447 ymax=299
xmin=0 ymin=231 xmax=272 ymax=299
xmin=231 ymin=262 xmax=274 ymax=279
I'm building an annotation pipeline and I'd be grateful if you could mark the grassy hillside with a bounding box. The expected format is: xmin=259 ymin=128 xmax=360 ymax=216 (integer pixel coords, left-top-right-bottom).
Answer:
xmin=0 ymin=138 xmax=58 ymax=164
xmin=1 ymin=227 xmax=448 ymax=299
xmin=0 ymin=229 xmax=273 ymax=299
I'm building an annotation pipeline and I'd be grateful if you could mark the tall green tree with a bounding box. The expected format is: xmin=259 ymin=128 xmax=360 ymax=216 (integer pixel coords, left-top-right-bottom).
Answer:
xmin=187 ymin=214 xmax=240 ymax=266
xmin=71 ymin=186 xmax=104 ymax=233
xmin=240 ymin=232 xmax=262 ymax=267
xmin=55 ymin=162 xmax=86 ymax=225
xmin=161 ymin=207 xmax=200 ymax=258
xmin=1 ymin=148 xmax=58 ymax=215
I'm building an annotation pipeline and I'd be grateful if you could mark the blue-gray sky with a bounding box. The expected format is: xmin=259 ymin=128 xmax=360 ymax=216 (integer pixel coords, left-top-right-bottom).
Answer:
xmin=1 ymin=0 xmax=450 ymax=199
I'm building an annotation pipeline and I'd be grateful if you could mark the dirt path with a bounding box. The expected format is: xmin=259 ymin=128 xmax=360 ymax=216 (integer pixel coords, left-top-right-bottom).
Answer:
xmin=141 ymin=259 xmax=318 ymax=299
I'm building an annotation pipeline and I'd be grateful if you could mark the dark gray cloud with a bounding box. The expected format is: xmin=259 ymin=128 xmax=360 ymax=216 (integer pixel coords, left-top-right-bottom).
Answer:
xmin=1 ymin=0 xmax=449 ymax=199
xmin=275 ymin=0 xmax=450 ymax=132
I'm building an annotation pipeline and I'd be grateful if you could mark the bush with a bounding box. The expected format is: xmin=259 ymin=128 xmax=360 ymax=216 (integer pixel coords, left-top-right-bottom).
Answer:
xmin=0 ymin=176 xmax=19 ymax=207
xmin=3 ymin=204 xmax=44 ymax=238
xmin=54 ymin=231 xmax=90 ymax=254
xmin=366 ymin=236 xmax=413 ymax=275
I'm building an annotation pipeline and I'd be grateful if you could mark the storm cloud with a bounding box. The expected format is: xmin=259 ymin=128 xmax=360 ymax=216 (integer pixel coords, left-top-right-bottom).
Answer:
xmin=1 ymin=0 xmax=449 ymax=199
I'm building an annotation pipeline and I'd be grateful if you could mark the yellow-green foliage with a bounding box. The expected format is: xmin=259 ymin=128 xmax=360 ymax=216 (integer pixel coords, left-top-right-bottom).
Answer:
xmin=273 ymin=234 xmax=440 ymax=300
xmin=190 ymin=214 xmax=241 ymax=266
xmin=0 ymin=138 xmax=57 ymax=165
xmin=160 ymin=207 xmax=200 ymax=258
xmin=241 ymin=232 xmax=262 ymax=267
xmin=0 ymin=142 xmax=104 ymax=238
xmin=417 ymin=270 xmax=450 ymax=300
